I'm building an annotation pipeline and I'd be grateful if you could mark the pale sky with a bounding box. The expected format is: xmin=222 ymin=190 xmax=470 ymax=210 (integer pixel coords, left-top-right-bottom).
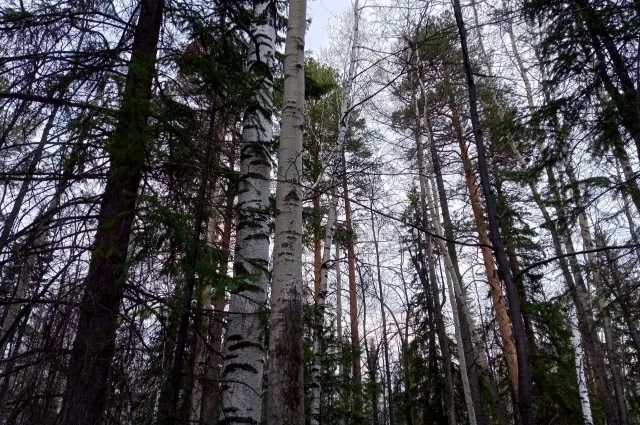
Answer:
xmin=306 ymin=0 xmax=349 ymax=54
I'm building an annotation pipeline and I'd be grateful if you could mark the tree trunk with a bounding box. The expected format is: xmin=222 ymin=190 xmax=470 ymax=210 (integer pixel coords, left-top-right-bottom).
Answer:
xmin=335 ymin=243 xmax=345 ymax=425
xmin=410 ymin=240 xmax=456 ymax=425
xmin=221 ymin=2 xmax=275 ymax=425
xmin=310 ymin=187 xmax=338 ymax=425
xmin=412 ymin=73 xmax=478 ymax=425
xmin=266 ymin=0 xmax=307 ymax=423
xmin=371 ymin=203 xmax=394 ymax=425
xmin=59 ymin=0 xmax=164 ymax=423
xmin=427 ymin=111 xmax=508 ymax=425
xmin=310 ymin=4 xmax=359 ymax=420
xmin=451 ymin=1 xmax=535 ymax=423
xmin=450 ymin=98 xmax=518 ymax=395
xmin=408 ymin=90 xmax=456 ymax=425
xmin=563 ymin=148 xmax=629 ymax=425
xmin=343 ymin=173 xmax=363 ymax=415
xmin=569 ymin=305 xmax=594 ymax=425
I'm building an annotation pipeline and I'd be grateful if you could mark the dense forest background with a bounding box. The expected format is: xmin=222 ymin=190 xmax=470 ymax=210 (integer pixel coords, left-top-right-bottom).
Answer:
xmin=0 ymin=0 xmax=638 ymax=425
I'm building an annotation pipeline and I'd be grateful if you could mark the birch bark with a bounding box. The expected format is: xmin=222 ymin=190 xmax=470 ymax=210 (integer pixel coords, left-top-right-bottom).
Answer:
xmin=220 ymin=2 xmax=275 ymax=424
xmin=570 ymin=305 xmax=594 ymax=425
xmin=266 ymin=0 xmax=307 ymax=422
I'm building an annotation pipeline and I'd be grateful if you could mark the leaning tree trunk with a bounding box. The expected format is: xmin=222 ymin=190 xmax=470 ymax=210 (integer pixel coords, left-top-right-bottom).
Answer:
xmin=411 ymin=75 xmax=477 ymax=425
xmin=59 ymin=0 xmax=164 ymax=423
xmin=450 ymin=96 xmax=519 ymax=394
xmin=310 ymin=3 xmax=359 ymax=422
xmin=266 ymin=0 xmax=307 ymax=423
xmin=451 ymin=1 xmax=535 ymax=423
xmin=499 ymin=9 xmax=620 ymax=422
xmin=221 ymin=2 xmax=276 ymax=425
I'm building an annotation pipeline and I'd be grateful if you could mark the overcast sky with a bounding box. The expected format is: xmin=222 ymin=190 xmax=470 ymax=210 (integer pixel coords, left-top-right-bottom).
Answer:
xmin=306 ymin=0 xmax=349 ymax=54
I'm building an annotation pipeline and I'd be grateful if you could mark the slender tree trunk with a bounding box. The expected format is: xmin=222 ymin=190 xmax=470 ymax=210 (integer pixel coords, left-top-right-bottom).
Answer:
xmin=570 ymin=305 xmax=594 ymax=425
xmin=411 ymin=240 xmax=456 ymax=425
xmin=409 ymin=104 xmax=456 ymax=425
xmin=371 ymin=204 xmax=394 ymax=425
xmin=335 ymin=243 xmax=345 ymax=425
xmin=399 ymin=266 xmax=414 ymax=425
xmin=59 ymin=0 xmax=164 ymax=423
xmin=222 ymin=2 xmax=275 ymax=425
xmin=563 ymin=150 xmax=629 ymax=425
xmin=310 ymin=5 xmax=359 ymax=421
xmin=200 ymin=176 xmax=235 ymax=425
xmin=552 ymin=180 xmax=619 ymax=425
xmin=424 ymin=170 xmax=476 ymax=425
xmin=411 ymin=74 xmax=477 ymax=425
xmin=427 ymin=112 xmax=508 ymax=425
xmin=360 ymin=282 xmax=380 ymax=425
xmin=450 ymin=98 xmax=518 ymax=394
xmin=0 ymin=103 xmax=60 ymax=255
xmin=310 ymin=187 xmax=338 ymax=425
xmin=451 ymin=2 xmax=535 ymax=423
xmin=266 ymin=0 xmax=307 ymax=423
xmin=343 ymin=174 xmax=363 ymax=415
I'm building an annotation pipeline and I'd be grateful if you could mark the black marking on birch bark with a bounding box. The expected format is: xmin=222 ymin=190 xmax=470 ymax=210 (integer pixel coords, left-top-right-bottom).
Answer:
xmin=283 ymin=189 xmax=300 ymax=201
xmin=245 ymin=233 xmax=269 ymax=241
xmin=224 ymin=363 xmax=259 ymax=375
xmin=248 ymin=159 xmax=271 ymax=168
xmin=234 ymin=262 xmax=249 ymax=276
xmin=219 ymin=416 xmax=258 ymax=425
xmin=228 ymin=341 xmax=263 ymax=352
xmin=226 ymin=334 xmax=243 ymax=342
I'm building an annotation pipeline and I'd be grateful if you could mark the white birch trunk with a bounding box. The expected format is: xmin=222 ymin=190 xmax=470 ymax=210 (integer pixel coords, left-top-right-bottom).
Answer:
xmin=266 ymin=0 xmax=307 ymax=422
xmin=309 ymin=3 xmax=359 ymax=423
xmin=310 ymin=187 xmax=338 ymax=425
xmin=220 ymin=2 xmax=275 ymax=424
xmin=570 ymin=304 xmax=594 ymax=425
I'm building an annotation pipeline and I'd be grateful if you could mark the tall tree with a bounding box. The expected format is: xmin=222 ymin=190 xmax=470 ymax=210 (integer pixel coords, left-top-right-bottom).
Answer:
xmin=310 ymin=3 xmax=359 ymax=425
xmin=266 ymin=0 xmax=307 ymax=424
xmin=451 ymin=0 xmax=536 ymax=423
xmin=219 ymin=2 xmax=275 ymax=424
xmin=59 ymin=0 xmax=165 ymax=422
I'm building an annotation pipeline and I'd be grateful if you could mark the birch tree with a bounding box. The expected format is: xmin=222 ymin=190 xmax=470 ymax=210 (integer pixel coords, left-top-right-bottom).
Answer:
xmin=219 ymin=2 xmax=275 ymax=424
xmin=266 ymin=0 xmax=307 ymax=423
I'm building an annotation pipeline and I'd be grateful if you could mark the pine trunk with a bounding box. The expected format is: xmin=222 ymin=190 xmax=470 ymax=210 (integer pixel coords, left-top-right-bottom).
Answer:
xmin=451 ymin=99 xmax=518 ymax=394
xmin=451 ymin=1 xmax=535 ymax=423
